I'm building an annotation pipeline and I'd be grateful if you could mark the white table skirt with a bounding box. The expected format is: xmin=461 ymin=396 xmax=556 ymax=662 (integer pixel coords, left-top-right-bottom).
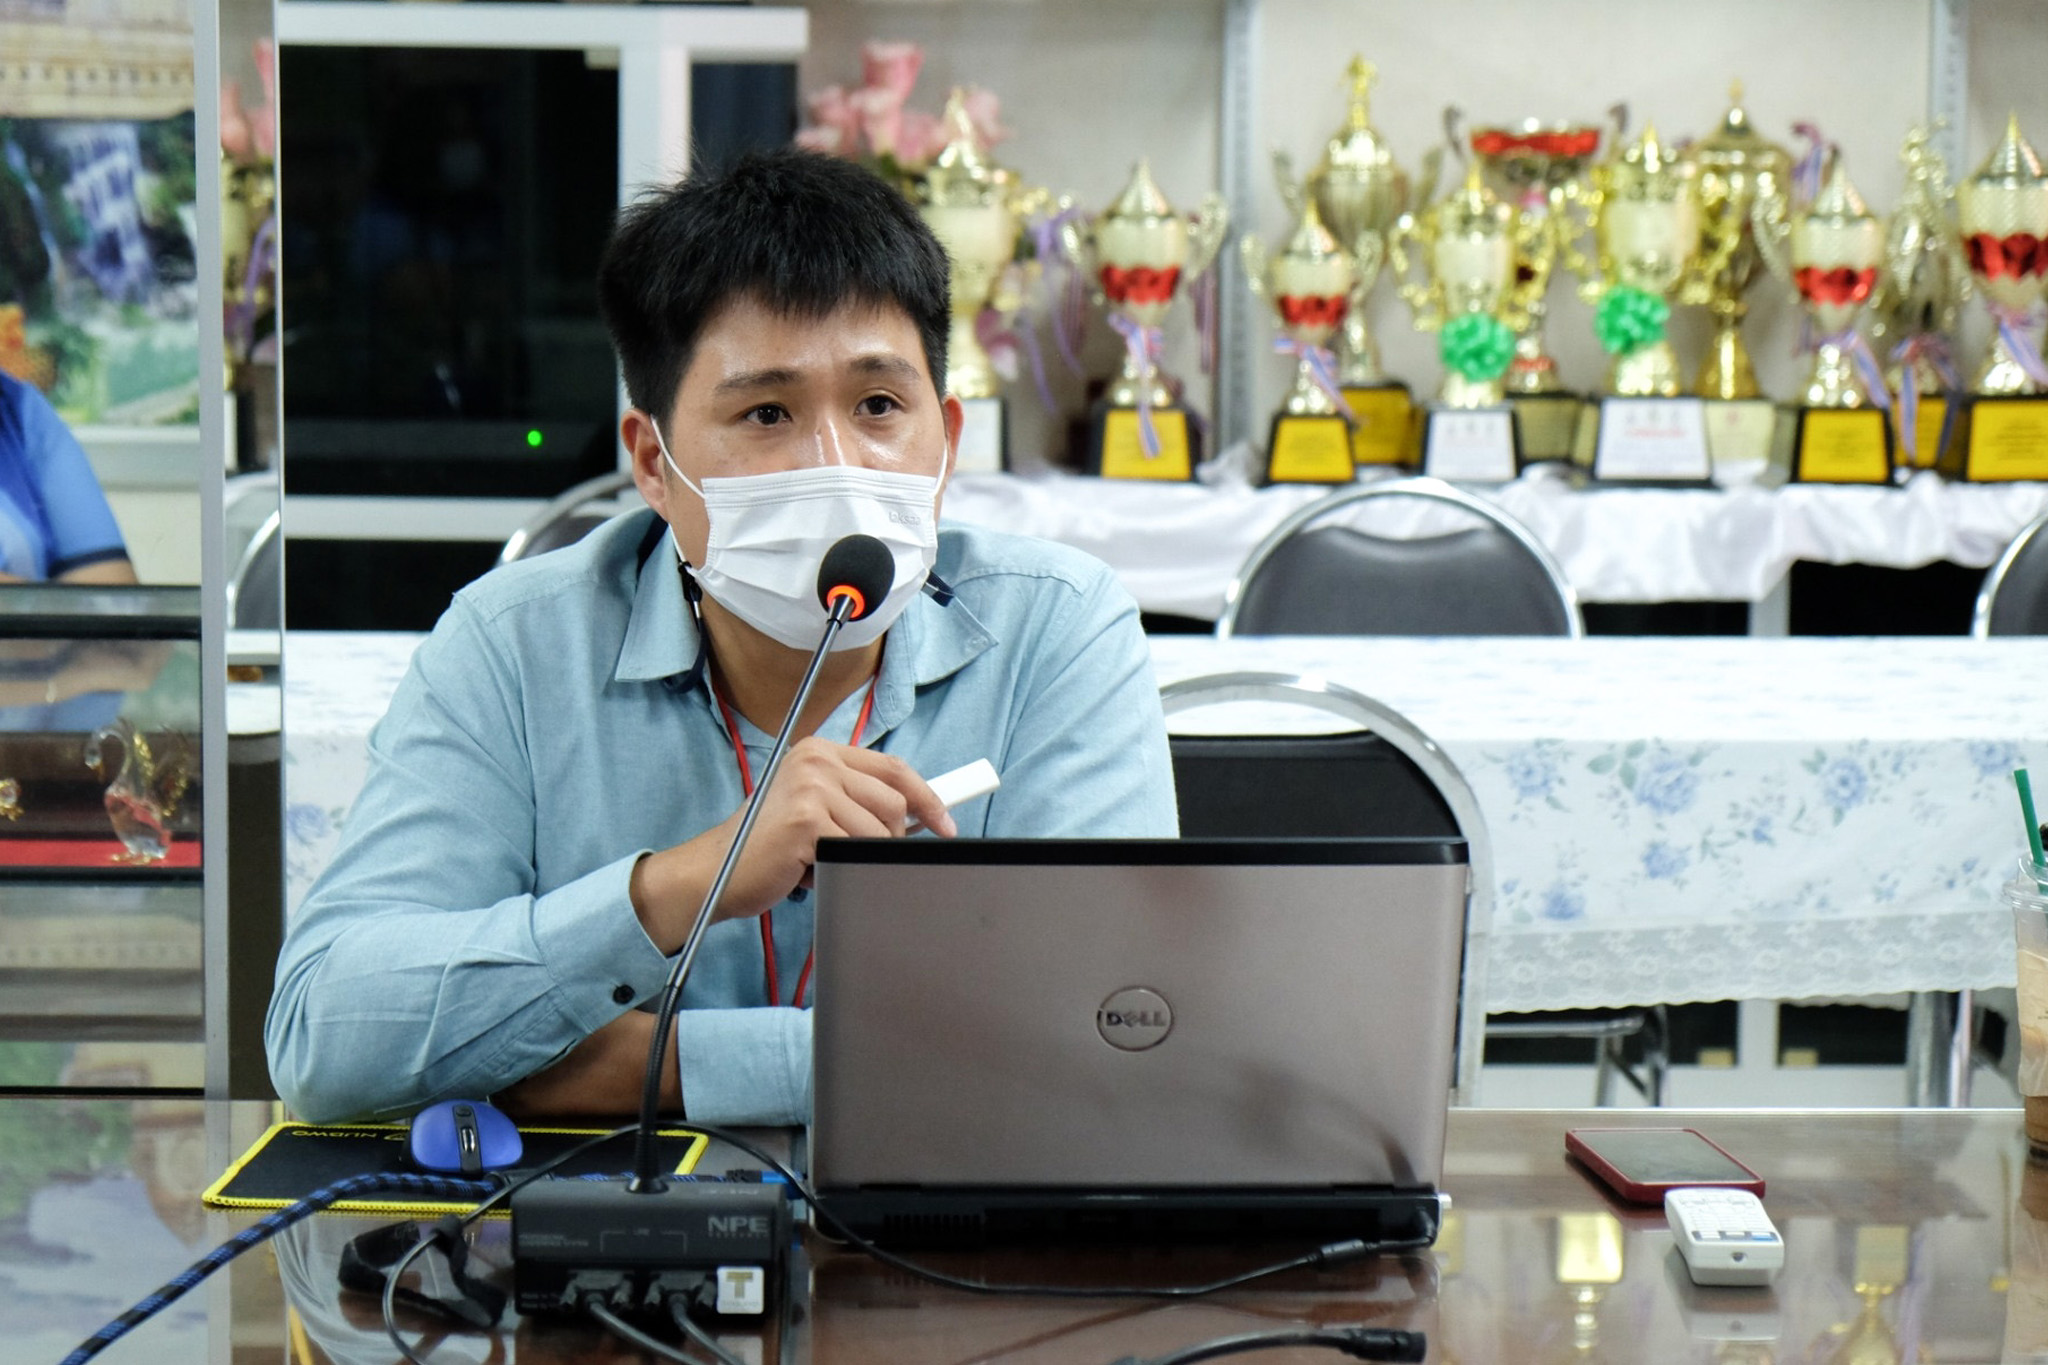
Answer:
xmin=283 ymin=632 xmax=2042 ymax=1012
xmin=940 ymin=469 xmax=2048 ymax=618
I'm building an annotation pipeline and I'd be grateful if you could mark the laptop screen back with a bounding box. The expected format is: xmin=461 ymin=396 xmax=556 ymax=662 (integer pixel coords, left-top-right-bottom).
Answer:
xmin=810 ymin=838 xmax=1468 ymax=1193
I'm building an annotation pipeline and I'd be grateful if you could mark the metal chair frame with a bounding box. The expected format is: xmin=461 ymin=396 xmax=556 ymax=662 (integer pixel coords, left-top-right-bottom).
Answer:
xmin=225 ymin=509 xmax=281 ymax=631
xmin=1973 ymin=510 xmax=2048 ymax=638
xmin=1159 ymin=670 xmax=1494 ymax=1106
xmin=498 ymin=469 xmax=639 ymax=565
xmin=1215 ymin=477 xmax=1585 ymax=640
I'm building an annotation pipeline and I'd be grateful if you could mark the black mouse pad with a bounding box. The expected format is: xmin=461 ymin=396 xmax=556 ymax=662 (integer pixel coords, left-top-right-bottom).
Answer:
xmin=202 ymin=1121 xmax=710 ymax=1216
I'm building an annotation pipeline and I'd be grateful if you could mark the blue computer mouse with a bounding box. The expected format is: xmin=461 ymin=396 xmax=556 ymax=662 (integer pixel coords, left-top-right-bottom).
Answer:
xmin=407 ymin=1099 xmax=523 ymax=1175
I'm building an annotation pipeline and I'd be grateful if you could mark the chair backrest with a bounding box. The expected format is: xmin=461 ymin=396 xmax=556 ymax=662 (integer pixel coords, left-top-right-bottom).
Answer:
xmin=1159 ymin=670 xmax=1492 ymax=1104
xmin=1217 ymin=477 xmax=1583 ymax=638
xmin=226 ymin=510 xmax=281 ymax=630
xmin=499 ymin=469 xmax=639 ymax=564
xmin=1976 ymin=512 xmax=2048 ymax=637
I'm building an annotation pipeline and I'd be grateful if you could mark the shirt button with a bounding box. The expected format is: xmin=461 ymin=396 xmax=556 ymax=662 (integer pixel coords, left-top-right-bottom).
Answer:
xmin=612 ymin=984 xmax=634 ymax=1005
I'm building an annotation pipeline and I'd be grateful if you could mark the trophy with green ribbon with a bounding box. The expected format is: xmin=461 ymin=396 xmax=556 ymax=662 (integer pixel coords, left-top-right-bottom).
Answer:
xmin=1949 ymin=114 xmax=2048 ymax=480
xmin=1754 ymin=155 xmax=1894 ymax=482
xmin=1460 ymin=106 xmax=1620 ymax=459
xmin=1243 ymin=200 xmax=1359 ymax=483
xmin=1062 ymin=160 xmax=1229 ymax=480
xmin=1562 ymin=124 xmax=1731 ymax=481
xmin=1387 ymin=163 xmax=1531 ymax=479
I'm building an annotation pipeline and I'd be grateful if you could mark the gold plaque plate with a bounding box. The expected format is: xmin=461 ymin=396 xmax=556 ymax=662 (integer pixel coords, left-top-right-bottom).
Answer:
xmin=1792 ymin=408 xmax=1892 ymax=484
xmin=1701 ymin=399 xmax=1778 ymax=468
xmin=1094 ymin=407 xmax=1194 ymax=482
xmin=1342 ymin=384 xmax=1415 ymax=467
xmin=1957 ymin=396 xmax=2048 ymax=482
xmin=1266 ymin=414 xmax=1357 ymax=485
xmin=1508 ymin=394 xmax=1585 ymax=464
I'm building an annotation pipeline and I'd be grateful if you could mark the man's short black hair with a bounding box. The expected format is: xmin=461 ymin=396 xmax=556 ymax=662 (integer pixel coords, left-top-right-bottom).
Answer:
xmin=597 ymin=148 xmax=952 ymax=422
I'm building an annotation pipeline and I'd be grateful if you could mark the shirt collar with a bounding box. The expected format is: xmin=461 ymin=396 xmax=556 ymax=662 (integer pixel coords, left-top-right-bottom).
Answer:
xmin=612 ymin=520 xmax=998 ymax=718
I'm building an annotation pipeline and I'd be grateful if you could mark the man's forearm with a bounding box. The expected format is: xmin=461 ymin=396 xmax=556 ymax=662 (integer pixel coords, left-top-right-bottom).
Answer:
xmin=497 ymin=1010 xmax=680 ymax=1120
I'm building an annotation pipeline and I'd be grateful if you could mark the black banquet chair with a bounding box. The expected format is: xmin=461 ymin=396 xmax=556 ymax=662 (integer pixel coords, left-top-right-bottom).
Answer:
xmin=1975 ymin=511 xmax=2048 ymax=636
xmin=1217 ymin=477 xmax=1584 ymax=639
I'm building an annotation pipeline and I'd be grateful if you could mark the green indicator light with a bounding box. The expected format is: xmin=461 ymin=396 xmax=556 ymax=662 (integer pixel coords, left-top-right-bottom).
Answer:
xmin=525 ymin=429 xmax=544 ymax=448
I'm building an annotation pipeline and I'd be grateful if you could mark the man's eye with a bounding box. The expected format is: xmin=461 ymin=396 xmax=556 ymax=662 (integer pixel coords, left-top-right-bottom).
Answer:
xmin=857 ymin=395 xmax=901 ymax=417
xmin=744 ymin=404 xmax=788 ymax=426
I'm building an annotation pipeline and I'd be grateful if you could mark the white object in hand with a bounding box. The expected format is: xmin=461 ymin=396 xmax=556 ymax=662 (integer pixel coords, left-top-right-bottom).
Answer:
xmin=1665 ymin=1187 xmax=1783 ymax=1286
xmin=926 ymin=759 xmax=1000 ymax=811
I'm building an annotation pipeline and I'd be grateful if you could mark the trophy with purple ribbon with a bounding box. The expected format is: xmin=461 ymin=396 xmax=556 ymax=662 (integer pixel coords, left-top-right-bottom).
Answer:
xmin=1061 ymin=160 xmax=1229 ymax=480
xmin=1950 ymin=114 xmax=2048 ymax=480
xmin=1754 ymin=154 xmax=1894 ymax=483
xmin=1242 ymin=200 xmax=1359 ymax=483
xmin=1869 ymin=124 xmax=1969 ymax=471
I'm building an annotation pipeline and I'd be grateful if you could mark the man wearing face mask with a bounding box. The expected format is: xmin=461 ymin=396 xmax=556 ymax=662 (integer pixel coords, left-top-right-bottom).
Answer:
xmin=265 ymin=150 xmax=1178 ymax=1126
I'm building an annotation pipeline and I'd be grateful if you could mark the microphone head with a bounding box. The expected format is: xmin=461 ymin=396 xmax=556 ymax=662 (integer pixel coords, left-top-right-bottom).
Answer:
xmin=817 ymin=533 xmax=896 ymax=621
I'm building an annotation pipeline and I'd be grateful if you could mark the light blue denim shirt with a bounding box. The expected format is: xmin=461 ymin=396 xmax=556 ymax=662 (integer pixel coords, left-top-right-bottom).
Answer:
xmin=265 ymin=510 xmax=1178 ymax=1123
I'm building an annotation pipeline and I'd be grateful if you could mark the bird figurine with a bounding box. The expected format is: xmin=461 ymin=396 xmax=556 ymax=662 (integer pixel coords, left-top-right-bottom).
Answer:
xmin=83 ymin=719 xmax=191 ymax=863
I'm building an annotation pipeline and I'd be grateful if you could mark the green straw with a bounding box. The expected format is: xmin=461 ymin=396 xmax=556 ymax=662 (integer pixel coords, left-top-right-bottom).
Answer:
xmin=2017 ymin=769 xmax=2048 ymax=892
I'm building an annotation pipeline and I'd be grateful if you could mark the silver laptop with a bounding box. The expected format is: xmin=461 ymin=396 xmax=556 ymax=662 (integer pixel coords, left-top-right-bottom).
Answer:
xmin=809 ymin=838 xmax=1469 ymax=1245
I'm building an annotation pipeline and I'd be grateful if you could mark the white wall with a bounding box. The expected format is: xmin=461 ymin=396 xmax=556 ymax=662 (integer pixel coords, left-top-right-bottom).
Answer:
xmin=105 ymin=487 xmax=201 ymax=585
xmin=805 ymin=0 xmax=2048 ymax=461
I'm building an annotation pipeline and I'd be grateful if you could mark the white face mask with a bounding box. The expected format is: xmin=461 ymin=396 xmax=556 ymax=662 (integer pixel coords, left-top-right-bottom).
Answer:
xmin=656 ymin=426 xmax=942 ymax=652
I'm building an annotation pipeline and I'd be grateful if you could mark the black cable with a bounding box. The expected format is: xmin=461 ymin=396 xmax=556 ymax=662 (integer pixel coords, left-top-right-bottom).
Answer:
xmin=382 ymin=1123 xmax=641 ymax=1365
xmin=58 ymin=1171 xmax=497 ymax=1365
xmin=682 ymin=1120 xmax=1433 ymax=1300
xmin=668 ymin=1296 xmax=751 ymax=1365
xmin=587 ymin=1299 xmax=720 ymax=1364
xmin=1114 ymin=1326 xmax=1428 ymax=1365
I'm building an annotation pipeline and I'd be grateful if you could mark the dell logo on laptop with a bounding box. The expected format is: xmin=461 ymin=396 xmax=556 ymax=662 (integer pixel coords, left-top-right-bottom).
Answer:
xmin=1097 ymin=987 xmax=1172 ymax=1051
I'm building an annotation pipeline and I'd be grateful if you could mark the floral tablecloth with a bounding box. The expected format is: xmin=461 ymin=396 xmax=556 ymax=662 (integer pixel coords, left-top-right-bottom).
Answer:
xmin=942 ymin=469 xmax=2048 ymax=617
xmin=285 ymin=631 xmax=2044 ymax=1012
xmin=1152 ymin=635 xmax=2044 ymax=1011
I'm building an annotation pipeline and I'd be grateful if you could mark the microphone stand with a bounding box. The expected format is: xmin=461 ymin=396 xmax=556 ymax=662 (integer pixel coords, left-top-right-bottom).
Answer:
xmin=627 ymin=593 xmax=858 ymax=1191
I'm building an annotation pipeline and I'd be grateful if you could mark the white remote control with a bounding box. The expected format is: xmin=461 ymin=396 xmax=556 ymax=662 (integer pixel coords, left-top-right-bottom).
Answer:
xmin=1665 ymin=1187 xmax=1783 ymax=1286
xmin=906 ymin=759 xmax=1000 ymax=833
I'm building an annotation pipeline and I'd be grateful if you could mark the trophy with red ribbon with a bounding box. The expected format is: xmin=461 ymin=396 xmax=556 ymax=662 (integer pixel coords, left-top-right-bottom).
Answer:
xmin=1950 ymin=114 xmax=2048 ymax=480
xmin=1754 ymin=154 xmax=1894 ymax=482
xmin=1062 ymin=160 xmax=1229 ymax=480
xmin=1242 ymin=200 xmax=1359 ymax=483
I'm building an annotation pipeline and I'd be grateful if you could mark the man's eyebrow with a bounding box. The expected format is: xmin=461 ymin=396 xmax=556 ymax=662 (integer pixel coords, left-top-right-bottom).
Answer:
xmin=848 ymin=353 xmax=922 ymax=381
xmin=711 ymin=366 xmax=804 ymax=397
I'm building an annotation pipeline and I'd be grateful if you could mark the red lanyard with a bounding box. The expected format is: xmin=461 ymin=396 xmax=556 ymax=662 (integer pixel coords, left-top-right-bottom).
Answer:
xmin=714 ymin=682 xmax=876 ymax=1008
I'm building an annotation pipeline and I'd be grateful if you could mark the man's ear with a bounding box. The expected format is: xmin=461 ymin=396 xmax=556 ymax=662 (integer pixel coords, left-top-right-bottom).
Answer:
xmin=622 ymin=409 xmax=671 ymax=520
xmin=936 ymin=393 xmax=965 ymax=503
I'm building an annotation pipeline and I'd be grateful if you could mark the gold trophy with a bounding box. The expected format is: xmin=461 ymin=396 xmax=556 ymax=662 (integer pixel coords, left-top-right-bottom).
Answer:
xmin=1869 ymin=124 xmax=1970 ymax=471
xmin=1754 ymin=157 xmax=1893 ymax=482
xmin=1063 ymin=160 xmax=1229 ymax=480
xmin=1563 ymin=124 xmax=1727 ymax=481
xmin=1242 ymin=200 xmax=1358 ymax=483
xmin=912 ymin=91 xmax=1022 ymax=474
xmin=1388 ymin=163 xmax=1530 ymax=479
xmin=1686 ymin=83 xmax=1792 ymax=401
xmin=1950 ymin=113 xmax=2048 ymax=480
xmin=1461 ymin=106 xmax=1620 ymax=459
xmin=1274 ymin=56 xmax=1421 ymax=465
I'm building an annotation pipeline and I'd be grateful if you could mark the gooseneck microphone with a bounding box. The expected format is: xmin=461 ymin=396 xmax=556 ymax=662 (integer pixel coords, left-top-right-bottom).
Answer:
xmin=626 ymin=533 xmax=896 ymax=1190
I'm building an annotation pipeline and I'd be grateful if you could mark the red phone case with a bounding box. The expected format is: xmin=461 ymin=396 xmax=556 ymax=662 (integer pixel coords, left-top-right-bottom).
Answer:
xmin=1564 ymin=1127 xmax=1766 ymax=1203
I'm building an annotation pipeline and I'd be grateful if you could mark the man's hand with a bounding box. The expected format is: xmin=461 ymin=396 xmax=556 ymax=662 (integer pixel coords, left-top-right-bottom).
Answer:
xmin=627 ymin=737 xmax=955 ymax=953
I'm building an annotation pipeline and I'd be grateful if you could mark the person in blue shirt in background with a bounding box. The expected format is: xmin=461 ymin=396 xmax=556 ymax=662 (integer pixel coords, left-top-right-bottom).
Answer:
xmin=266 ymin=149 xmax=1178 ymax=1126
xmin=0 ymin=370 xmax=135 ymax=586
xmin=0 ymin=370 xmax=143 ymax=732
